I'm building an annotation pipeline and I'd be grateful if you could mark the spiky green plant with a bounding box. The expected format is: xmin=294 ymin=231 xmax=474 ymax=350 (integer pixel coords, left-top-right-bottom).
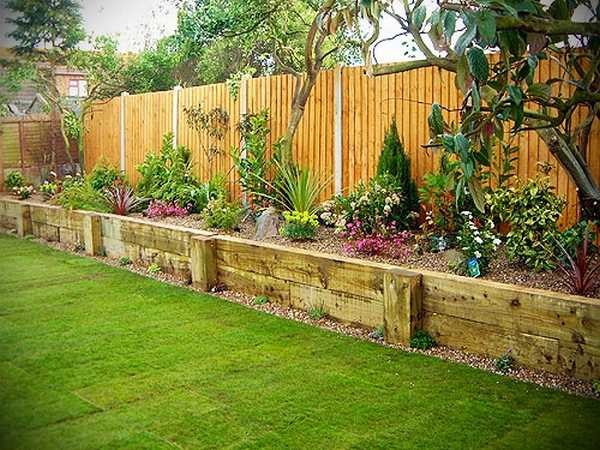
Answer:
xmin=255 ymin=161 xmax=329 ymax=214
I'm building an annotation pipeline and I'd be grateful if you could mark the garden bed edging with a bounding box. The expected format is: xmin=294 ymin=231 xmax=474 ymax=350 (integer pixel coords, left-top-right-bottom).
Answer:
xmin=1 ymin=197 xmax=598 ymax=380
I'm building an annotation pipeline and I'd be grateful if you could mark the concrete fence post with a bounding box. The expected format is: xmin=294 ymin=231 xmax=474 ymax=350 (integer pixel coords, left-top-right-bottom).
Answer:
xmin=119 ymin=91 xmax=129 ymax=174
xmin=82 ymin=213 xmax=103 ymax=256
xmin=191 ymin=234 xmax=218 ymax=291
xmin=172 ymin=85 xmax=182 ymax=148
xmin=333 ymin=65 xmax=343 ymax=195
xmin=16 ymin=204 xmax=32 ymax=237
xmin=383 ymin=269 xmax=422 ymax=345
xmin=239 ymin=74 xmax=250 ymax=205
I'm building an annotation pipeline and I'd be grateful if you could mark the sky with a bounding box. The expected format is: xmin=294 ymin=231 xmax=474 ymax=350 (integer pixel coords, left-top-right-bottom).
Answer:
xmin=0 ymin=0 xmax=405 ymax=63
xmin=0 ymin=0 xmax=591 ymax=64
xmin=0 ymin=0 xmax=179 ymax=52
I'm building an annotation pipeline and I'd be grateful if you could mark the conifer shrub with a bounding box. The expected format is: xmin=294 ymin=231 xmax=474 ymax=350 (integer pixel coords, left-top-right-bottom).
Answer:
xmin=377 ymin=119 xmax=419 ymax=228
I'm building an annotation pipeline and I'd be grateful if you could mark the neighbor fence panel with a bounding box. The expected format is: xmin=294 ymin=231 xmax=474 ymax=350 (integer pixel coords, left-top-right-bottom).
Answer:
xmin=83 ymin=61 xmax=599 ymax=228
xmin=1 ymin=114 xmax=78 ymax=188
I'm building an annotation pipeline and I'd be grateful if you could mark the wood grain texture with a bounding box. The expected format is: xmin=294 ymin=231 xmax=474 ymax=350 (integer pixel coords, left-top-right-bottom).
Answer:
xmin=2 ymin=199 xmax=599 ymax=379
xmin=83 ymin=60 xmax=599 ymax=230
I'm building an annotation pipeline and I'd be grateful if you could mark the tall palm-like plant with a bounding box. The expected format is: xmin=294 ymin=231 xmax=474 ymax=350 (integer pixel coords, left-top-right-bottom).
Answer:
xmin=253 ymin=161 xmax=329 ymax=215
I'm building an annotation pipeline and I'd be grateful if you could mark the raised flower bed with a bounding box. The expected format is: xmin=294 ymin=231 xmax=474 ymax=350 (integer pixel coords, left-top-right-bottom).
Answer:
xmin=1 ymin=196 xmax=599 ymax=381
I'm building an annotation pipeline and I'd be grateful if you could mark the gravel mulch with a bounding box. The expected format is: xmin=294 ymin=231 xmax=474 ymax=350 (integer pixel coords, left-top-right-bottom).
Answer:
xmin=12 ymin=233 xmax=600 ymax=401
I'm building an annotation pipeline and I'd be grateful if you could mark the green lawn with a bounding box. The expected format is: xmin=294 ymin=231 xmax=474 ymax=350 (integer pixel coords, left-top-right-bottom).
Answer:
xmin=0 ymin=235 xmax=599 ymax=450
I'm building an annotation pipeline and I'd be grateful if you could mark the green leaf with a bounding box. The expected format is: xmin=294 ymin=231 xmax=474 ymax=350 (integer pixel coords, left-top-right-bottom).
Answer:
xmin=413 ymin=4 xmax=427 ymax=31
xmin=455 ymin=19 xmax=477 ymax=56
xmin=498 ymin=31 xmax=526 ymax=57
xmin=441 ymin=134 xmax=455 ymax=152
xmin=467 ymin=47 xmax=489 ymax=82
xmin=428 ymin=103 xmax=445 ymax=136
xmin=527 ymin=83 xmax=551 ymax=100
xmin=476 ymin=10 xmax=496 ymax=45
xmin=443 ymin=11 xmax=457 ymax=40
xmin=468 ymin=178 xmax=486 ymax=212
xmin=454 ymin=133 xmax=471 ymax=155
xmin=511 ymin=103 xmax=524 ymax=130
xmin=455 ymin=54 xmax=470 ymax=93
xmin=471 ymin=83 xmax=481 ymax=111
xmin=480 ymin=85 xmax=498 ymax=104
xmin=507 ymin=85 xmax=523 ymax=105
xmin=515 ymin=0 xmax=538 ymax=14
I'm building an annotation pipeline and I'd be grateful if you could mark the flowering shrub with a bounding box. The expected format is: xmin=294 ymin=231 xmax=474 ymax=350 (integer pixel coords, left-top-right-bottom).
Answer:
xmin=39 ymin=181 xmax=58 ymax=199
xmin=456 ymin=211 xmax=501 ymax=273
xmin=13 ymin=185 xmax=34 ymax=200
xmin=280 ymin=210 xmax=319 ymax=240
xmin=201 ymin=197 xmax=243 ymax=230
xmin=318 ymin=197 xmax=346 ymax=228
xmin=341 ymin=219 xmax=412 ymax=260
xmin=323 ymin=175 xmax=413 ymax=236
xmin=146 ymin=200 xmax=189 ymax=218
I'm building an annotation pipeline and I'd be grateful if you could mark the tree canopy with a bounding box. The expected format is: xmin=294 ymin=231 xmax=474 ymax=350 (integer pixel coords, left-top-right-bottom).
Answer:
xmin=357 ymin=0 xmax=600 ymax=218
xmin=5 ymin=0 xmax=85 ymax=58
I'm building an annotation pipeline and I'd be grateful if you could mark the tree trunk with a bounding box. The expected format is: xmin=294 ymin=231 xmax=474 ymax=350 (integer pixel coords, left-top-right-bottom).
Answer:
xmin=536 ymin=127 xmax=600 ymax=220
xmin=58 ymin=114 xmax=77 ymax=174
xmin=278 ymin=74 xmax=319 ymax=165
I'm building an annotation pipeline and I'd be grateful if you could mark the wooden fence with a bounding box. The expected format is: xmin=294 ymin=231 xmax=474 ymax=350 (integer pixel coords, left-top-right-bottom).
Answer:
xmin=0 ymin=114 xmax=79 ymax=188
xmin=84 ymin=62 xmax=600 ymax=229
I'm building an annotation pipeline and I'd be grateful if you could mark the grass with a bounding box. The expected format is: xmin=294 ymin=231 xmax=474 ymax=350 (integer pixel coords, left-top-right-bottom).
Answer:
xmin=0 ymin=234 xmax=599 ymax=449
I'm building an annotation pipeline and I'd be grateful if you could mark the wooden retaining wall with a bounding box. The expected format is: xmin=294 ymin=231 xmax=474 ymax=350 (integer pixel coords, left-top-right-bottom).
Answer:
xmin=1 ymin=198 xmax=598 ymax=380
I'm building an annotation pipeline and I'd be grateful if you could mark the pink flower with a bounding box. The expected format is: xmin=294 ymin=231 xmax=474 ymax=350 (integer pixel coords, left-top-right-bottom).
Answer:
xmin=146 ymin=200 xmax=189 ymax=218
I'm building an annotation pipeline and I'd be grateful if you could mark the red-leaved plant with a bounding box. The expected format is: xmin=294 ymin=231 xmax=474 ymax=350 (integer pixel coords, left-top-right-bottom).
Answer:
xmin=104 ymin=183 xmax=146 ymax=216
xmin=555 ymin=235 xmax=600 ymax=296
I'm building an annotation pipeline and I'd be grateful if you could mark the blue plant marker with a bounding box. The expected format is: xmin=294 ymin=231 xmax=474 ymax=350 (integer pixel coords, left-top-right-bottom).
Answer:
xmin=467 ymin=257 xmax=481 ymax=278
xmin=437 ymin=236 xmax=448 ymax=252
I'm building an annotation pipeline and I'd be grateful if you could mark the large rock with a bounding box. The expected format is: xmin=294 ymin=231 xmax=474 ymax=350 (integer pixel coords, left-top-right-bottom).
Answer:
xmin=254 ymin=207 xmax=282 ymax=240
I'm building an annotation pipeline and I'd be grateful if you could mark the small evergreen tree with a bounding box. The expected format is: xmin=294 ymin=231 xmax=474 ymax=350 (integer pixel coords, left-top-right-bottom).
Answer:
xmin=377 ymin=119 xmax=419 ymax=221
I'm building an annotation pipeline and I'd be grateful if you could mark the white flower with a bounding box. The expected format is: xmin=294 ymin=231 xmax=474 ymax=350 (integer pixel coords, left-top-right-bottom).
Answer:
xmin=493 ymin=238 xmax=501 ymax=246
xmin=461 ymin=211 xmax=473 ymax=217
xmin=383 ymin=205 xmax=391 ymax=214
xmin=474 ymin=236 xmax=483 ymax=244
xmin=474 ymin=251 xmax=482 ymax=258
